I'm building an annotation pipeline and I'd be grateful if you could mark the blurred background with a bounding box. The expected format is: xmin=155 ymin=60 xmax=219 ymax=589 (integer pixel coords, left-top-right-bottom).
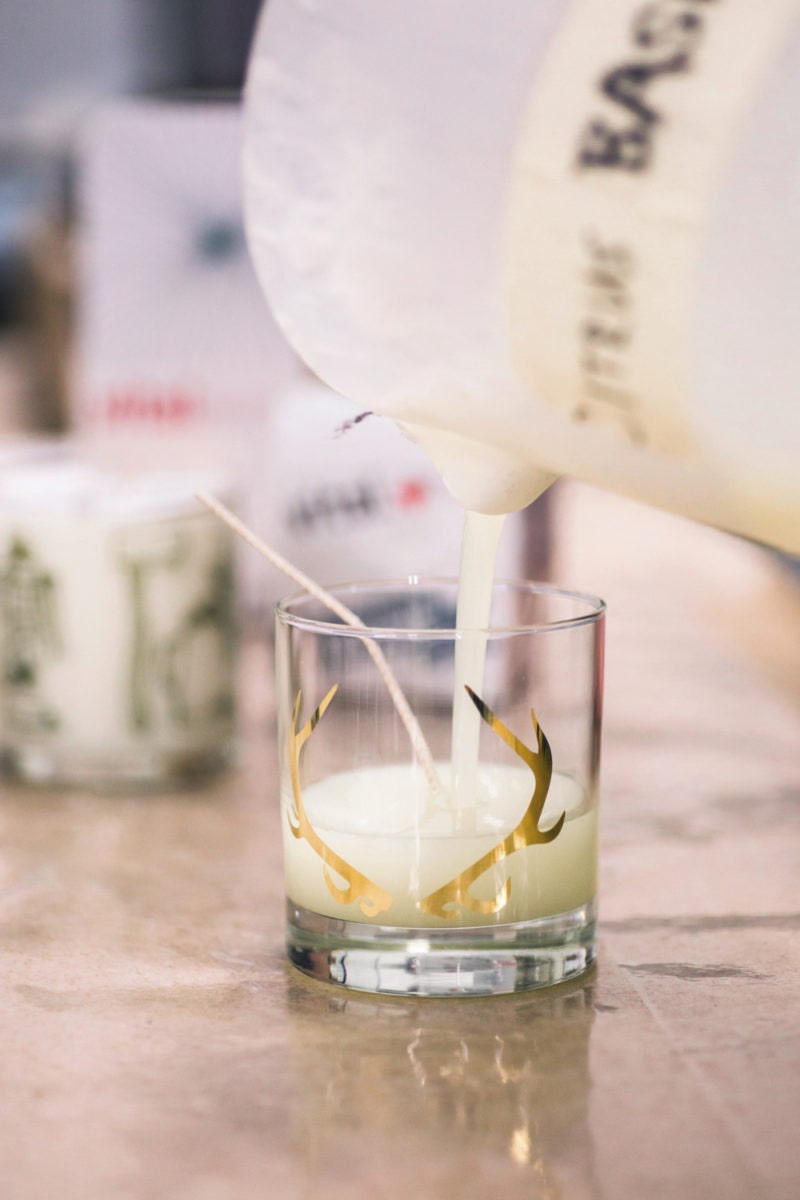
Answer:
xmin=0 ymin=0 xmax=258 ymax=413
xmin=0 ymin=0 xmax=551 ymax=623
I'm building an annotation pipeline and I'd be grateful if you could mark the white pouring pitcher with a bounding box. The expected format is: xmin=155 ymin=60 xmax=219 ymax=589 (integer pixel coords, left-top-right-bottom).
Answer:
xmin=243 ymin=0 xmax=800 ymax=552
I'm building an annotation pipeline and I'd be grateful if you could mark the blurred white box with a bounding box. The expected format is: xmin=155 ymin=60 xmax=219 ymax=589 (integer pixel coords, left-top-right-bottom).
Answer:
xmin=76 ymin=96 xmax=298 ymax=439
xmin=74 ymin=97 xmax=299 ymax=604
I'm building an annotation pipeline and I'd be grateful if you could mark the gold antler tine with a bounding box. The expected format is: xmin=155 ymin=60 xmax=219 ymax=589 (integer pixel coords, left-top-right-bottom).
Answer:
xmin=529 ymin=708 xmax=552 ymax=771
xmin=465 ymin=686 xmax=538 ymax=768
xmin=294 ymin=684 xmax=339 ymax=750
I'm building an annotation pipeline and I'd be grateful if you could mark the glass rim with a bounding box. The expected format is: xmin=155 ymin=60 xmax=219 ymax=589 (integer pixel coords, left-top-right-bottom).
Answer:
xmin=275 ymin=577 xmax=606 ymax=639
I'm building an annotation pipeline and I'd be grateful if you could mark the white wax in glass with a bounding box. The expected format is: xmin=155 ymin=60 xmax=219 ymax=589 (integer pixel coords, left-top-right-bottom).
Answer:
xmin=283 ymin=763 xmax=596 ymax=928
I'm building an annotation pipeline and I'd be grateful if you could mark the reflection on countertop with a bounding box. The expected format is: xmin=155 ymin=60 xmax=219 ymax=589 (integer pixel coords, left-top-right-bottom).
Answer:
xmin=285 ymin=975 xmax=595 ymax=1194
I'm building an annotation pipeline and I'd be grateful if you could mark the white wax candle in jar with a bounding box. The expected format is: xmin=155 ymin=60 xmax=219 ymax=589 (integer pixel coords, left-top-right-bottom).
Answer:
xmin=283 ymin=763 xmax=597 ymax=929
xmin=0 ymin=451 xmax=238 ymax=788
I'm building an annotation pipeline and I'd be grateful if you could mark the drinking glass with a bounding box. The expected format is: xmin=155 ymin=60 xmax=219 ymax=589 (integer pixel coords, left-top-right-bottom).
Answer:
xmin=275 ymin=579 xmax=604 ymax=997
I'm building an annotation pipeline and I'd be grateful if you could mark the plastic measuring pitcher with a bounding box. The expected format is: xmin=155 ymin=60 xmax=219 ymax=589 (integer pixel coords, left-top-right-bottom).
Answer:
xmin=243 ymin=0 xmax=800 ymax=552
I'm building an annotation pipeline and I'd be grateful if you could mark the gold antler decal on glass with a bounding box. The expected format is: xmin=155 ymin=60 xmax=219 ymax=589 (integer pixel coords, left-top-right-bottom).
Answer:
xmin=288 ymin=687 xmax=393 ymax=918
xmin=418 ymin=687 xmax=564 ymax=919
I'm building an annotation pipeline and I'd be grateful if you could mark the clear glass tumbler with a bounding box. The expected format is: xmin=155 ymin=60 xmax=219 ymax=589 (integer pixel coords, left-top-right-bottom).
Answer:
xmin=275 ymin=579 xmax=604 ymax=997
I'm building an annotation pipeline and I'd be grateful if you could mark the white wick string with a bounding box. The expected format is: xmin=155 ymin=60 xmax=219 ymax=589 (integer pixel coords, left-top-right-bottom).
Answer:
xmin=196 ymin=492 xmax=443 ymax=797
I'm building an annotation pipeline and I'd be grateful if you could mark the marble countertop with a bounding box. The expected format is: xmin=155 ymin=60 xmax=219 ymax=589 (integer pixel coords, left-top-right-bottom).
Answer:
xmin=1 ymin=482 xmax=798 ymax=1200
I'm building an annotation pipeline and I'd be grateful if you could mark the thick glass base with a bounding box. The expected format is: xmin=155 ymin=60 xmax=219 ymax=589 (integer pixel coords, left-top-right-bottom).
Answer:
xmin=287 ymin=899 xmax=596 ymax=997
xmin=0 ymin=740 xmax=236 ymax=792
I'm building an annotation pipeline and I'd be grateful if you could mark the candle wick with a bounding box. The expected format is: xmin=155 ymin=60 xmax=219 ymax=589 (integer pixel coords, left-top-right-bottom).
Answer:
xmin=196 ymin=491 xmax=443 ymax=798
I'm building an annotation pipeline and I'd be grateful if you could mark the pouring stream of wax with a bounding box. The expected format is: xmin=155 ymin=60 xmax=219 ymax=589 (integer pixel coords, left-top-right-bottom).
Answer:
xmin=451 ymin=510 xmax=506 ymax=827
